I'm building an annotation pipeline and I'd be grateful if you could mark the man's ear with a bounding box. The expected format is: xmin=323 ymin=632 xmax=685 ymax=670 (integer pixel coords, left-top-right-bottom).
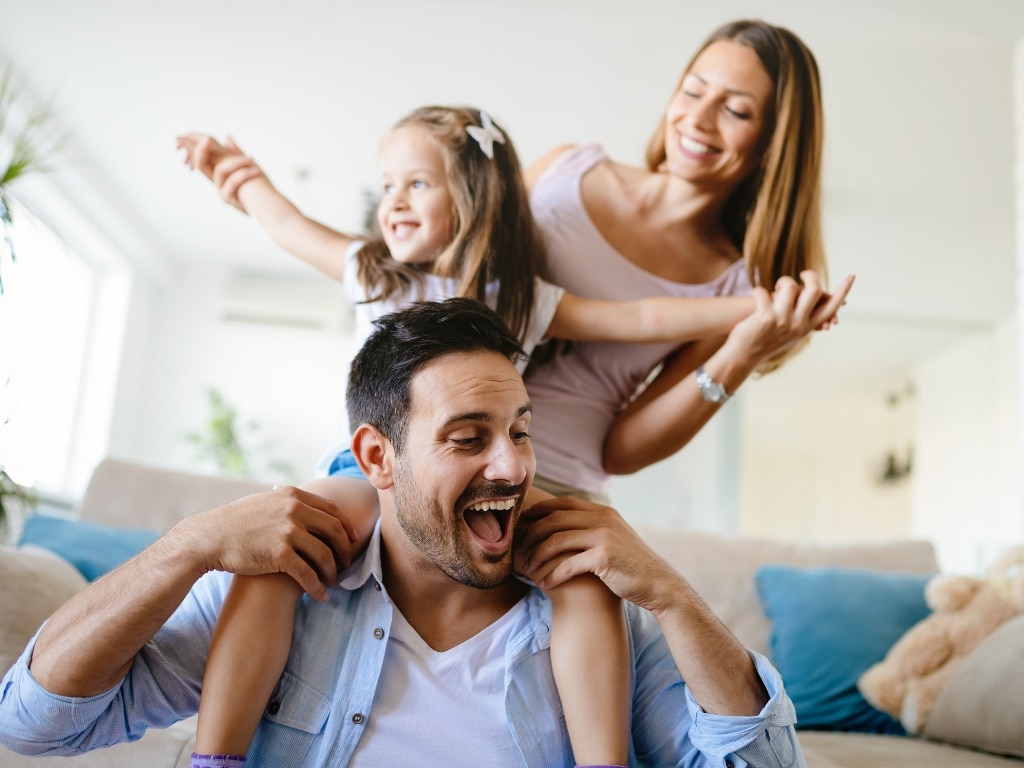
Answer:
xmin=351 ymin=424 xmax=394 ymax=490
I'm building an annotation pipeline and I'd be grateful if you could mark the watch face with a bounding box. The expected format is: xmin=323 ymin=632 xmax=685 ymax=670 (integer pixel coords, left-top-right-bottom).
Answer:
xmin=697 ymin=367 xmax=728 ymax=403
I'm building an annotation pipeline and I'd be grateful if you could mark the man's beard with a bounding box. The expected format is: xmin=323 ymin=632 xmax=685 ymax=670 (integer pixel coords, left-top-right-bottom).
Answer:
xmin=392 ymin=455 xmax=522 ymax=589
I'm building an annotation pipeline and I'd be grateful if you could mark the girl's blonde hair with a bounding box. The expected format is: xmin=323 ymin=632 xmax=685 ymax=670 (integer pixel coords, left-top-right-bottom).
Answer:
xmin=646 ymin=20 xmax=826 ymax=372
xmin=356 ymin=106 xmax=543 ymax=341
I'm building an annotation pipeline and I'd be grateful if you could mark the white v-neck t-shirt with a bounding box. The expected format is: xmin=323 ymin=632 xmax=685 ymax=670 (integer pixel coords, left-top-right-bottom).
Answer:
xmin=349 ymin=599 xmax=528 ymax=765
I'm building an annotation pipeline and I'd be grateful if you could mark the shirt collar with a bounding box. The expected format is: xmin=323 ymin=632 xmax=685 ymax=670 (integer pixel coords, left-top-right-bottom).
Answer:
xmin=335 ymin=520 xmax=550 ymax=636
xmin=337 ymin=518 xmax=386 ymax=596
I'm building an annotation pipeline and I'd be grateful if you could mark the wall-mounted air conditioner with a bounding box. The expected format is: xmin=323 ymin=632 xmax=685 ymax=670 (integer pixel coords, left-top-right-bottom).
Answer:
xmin=220 ymin=272 xmax=353 ymax=333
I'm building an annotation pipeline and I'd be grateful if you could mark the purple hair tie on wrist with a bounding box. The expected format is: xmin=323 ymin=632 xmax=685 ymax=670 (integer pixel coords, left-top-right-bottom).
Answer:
xmin=190 ymin=754 xmax=246 ymax=768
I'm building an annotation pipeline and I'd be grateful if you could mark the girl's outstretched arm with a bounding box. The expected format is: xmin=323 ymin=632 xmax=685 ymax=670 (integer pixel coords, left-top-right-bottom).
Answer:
xmin=176 ymin=134 xmax=359 ymax=282
xmin=193 ymin=476 xmax=381 ymax=761
xmin=547 ymin=290 xmax=755 ymax=344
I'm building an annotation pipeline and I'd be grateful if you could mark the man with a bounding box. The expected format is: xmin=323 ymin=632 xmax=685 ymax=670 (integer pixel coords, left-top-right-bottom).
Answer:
xmin=0 ymin=298 xmax=802 ymax=766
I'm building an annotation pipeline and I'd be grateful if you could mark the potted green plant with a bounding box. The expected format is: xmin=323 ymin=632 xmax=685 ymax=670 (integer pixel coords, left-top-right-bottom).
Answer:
xmin=183 ymin=388 xmax=296 ymax=483
xmin=0 ymin=67 xmax=62 ymax=292
xmin=0 ymin=464 xmax=36 ymax=541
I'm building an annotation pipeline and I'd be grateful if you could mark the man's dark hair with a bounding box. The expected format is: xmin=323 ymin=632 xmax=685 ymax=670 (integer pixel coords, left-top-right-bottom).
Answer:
xmin=346 ymin=298 xmax=526 ymax=452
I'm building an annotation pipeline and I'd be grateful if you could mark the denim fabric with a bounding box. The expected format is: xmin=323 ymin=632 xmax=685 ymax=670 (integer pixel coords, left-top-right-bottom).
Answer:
xmin=324 ymin=448 xmax=366 ymax=480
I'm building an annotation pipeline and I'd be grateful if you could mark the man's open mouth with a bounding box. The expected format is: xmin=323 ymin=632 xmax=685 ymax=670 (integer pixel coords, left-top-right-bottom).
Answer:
xmin=463 ymin=497 xmax=516 ymax=547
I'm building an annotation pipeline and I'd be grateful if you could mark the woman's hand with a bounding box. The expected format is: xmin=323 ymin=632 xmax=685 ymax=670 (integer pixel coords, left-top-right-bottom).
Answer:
xmin=726 ymin=271 xmax=854 ymax=364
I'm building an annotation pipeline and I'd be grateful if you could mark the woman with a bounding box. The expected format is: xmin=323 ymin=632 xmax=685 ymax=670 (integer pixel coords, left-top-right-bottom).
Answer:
xmin=523 ymin=18 xmax=852 ymax=500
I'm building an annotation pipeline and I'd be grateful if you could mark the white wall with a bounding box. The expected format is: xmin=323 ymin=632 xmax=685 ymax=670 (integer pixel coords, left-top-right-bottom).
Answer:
xmin=112 ymin=266 xmax=355 ymax=484
xmin=8 ymin=4 xmax=1022 ymax=558
xmin=738 ymin=382 xmax=913 ymax=544
xmin=910 ymin=315 xmax=1021 ymax=573
xmin=609 ymin=404 xmax=740 ymax=534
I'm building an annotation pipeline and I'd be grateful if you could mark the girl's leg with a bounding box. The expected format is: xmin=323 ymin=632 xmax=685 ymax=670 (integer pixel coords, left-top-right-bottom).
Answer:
xmin=193 ymin=474 xmax=380 ymax=765
xmin=547 ymin=574 xmax=631 ymax=768
xmin=194 ymin=572 xmax=302 ymax=759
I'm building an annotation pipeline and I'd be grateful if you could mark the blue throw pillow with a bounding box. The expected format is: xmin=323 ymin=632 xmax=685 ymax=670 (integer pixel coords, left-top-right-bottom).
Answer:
xmin=755 ymin=564 xmax=932 ymax=734
xmin=17 ymin=513 xmax=160 ymax=581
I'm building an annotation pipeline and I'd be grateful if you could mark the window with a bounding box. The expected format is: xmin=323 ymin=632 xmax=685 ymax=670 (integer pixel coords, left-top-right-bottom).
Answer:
xmin=0 ymin=199 xmax=96 ymax=496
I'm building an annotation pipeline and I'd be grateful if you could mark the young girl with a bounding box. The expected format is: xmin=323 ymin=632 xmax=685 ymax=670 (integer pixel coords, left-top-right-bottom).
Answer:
xmin=177 ymin=107 xmax=833 ymax=767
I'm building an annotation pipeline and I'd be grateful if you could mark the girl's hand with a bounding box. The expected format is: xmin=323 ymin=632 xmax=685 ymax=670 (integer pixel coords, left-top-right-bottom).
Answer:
xmin=176 ymin=133 xmax=234 ymax=177
xmin=210 ymin=153 xmax=265 ymax=213
xmin=176 ymin=134 xmax=262 ymax=212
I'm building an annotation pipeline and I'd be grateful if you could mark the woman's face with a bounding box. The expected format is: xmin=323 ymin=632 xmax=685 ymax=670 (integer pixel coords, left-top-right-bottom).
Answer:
xmin=662 ymin=40 xmax=774 ymax=193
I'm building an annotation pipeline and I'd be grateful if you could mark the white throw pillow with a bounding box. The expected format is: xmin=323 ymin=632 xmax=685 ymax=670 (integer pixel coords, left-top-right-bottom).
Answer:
xmin=0 ymin=544 xmax=88 ymax=675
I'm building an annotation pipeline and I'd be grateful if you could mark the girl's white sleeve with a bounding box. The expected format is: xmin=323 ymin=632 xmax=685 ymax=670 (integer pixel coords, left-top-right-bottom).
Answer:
xmin=525 ymin=278 xmax=565 ymax=352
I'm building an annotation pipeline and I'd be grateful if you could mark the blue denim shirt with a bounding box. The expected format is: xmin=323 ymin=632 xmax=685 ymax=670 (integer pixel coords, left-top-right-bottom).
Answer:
xmin=0 ymin=529 xmax=804 ymax=767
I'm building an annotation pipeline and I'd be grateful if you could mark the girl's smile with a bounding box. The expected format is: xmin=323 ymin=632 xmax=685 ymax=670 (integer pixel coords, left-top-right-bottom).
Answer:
xmin=376 ymin=125 xmax=455 ymax=268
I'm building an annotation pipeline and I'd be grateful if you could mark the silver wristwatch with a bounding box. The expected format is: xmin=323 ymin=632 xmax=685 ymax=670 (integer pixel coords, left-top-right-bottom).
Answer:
xmin=696 ymin=365 xmax=731 ymax=404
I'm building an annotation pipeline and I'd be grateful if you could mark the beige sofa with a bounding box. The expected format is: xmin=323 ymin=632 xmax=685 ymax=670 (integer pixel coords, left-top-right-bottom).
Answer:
xmin=1 ymin=457 xmax=1020 ymax=767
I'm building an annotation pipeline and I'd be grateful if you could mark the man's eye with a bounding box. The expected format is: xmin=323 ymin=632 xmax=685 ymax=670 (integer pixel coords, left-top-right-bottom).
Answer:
xmin=513 ymin=431 xmax=530 ymax=443
xmin=453 ymin=437 xmax=480 ymax=447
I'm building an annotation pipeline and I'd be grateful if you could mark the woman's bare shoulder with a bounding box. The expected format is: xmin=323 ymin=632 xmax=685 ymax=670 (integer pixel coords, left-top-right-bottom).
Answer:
xmin=524 ymin=144 xmax=577 ymax=191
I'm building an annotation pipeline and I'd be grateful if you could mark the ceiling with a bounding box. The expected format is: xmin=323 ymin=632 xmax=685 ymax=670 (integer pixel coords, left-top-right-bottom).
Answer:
xmin=3 ymin=0 xmax=1024 ymax=400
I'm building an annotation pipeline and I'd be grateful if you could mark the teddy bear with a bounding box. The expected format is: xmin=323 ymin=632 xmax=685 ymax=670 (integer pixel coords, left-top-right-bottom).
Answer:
xmin=857 ymin=545 xmax=1024 ymax=735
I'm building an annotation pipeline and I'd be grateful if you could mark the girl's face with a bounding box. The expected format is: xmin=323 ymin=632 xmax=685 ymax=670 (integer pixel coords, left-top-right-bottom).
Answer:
xmin=662 ymin=40 xmax=774 ymax=193
xmin=377 ymin=125 xmax=455 ymax=268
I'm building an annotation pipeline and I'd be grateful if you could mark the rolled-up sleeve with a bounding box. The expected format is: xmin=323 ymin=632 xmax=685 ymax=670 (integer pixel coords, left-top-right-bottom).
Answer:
xmin=629 ymin=606 xmax=805 ymax=768
xmin=685 ymin=652 xmax=803 ymax=768
xmin=0 ymin=571 xmax=230 ymax=756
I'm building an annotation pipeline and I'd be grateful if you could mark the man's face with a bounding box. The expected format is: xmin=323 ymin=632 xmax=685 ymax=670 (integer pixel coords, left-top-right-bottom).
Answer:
xmin=386 ymin=350 xmax=535 ymax=588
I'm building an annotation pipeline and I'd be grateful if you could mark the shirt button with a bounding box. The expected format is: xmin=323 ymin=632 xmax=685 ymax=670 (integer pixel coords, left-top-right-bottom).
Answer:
xmin=373 ymin=580 xmax=382 ymax=591
xmin=267 ymin=701 xmax=281 ymax=715
xmin=351 ymin=713 xmax=365 ymax=725
xmin=373 ymin=627 xmax=385 ymax=639
xmin=725 ymin=760 xmax=734 ymax=768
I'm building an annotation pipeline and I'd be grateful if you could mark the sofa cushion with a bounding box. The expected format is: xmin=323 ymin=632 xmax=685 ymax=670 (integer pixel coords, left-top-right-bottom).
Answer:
xmin=797 ymin=730 xmax=1024 ymax=767
xmin=0 ymin=545 xmax=87 ymax=674
xmin=923 ymin=614 xmax=1024 ymax=758
xmin=0 ymin=715 xmax=197 ymax=767
xmin=632 ymin=527 xmax=939 ymax=657
xmin=17 ymin=513 xmax=160 ymax=581
xmin=755 ymin=564 xmax=932 ymax=734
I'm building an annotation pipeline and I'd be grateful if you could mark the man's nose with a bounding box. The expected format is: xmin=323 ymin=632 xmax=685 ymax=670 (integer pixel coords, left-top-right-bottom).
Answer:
xmin=483 ymin=437 xmax=529 ymax=486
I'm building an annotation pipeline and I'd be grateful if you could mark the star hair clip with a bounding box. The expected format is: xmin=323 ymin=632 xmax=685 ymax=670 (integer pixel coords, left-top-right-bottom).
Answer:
xmin=466 ymin=111 xmax=506 ymax=159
